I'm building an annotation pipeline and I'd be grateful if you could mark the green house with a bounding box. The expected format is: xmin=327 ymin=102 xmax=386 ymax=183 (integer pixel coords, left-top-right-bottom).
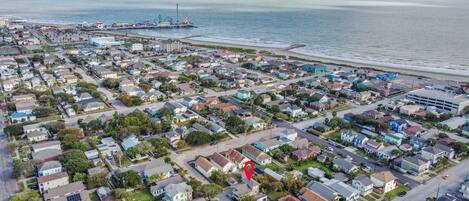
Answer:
xmin=302 ymin=64 xmax=327 ymax=74
xmin=235 ymin=90 xmax=252 ymax=101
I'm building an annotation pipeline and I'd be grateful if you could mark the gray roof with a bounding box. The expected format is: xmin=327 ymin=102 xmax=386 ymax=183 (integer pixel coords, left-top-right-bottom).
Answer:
xmin=39 ymin=160 xmax=62 ymax=172
xmin=325 ymin=179 xmax=358 ymax=199
xmin=32 ymin=149 xmax=63 ymax=160
xmin=408 ymin=89 xmax=469 ymax=104
xmin=307 ymin=181 xmax=338 ymax=201
xmin=333 ymin=159 xmax=357 ymax=172
xmin=119 ymin=158 xmax=173 ymax=177
xmin=164 ymin=182 xmax=192 ymax=197
xmin=354 ymin=176 xmax=373 ymax=187
xmin=150 ymin=175 xmax=183 ymax=191
xmin=30 ymin=140 xmax=61 ymax=151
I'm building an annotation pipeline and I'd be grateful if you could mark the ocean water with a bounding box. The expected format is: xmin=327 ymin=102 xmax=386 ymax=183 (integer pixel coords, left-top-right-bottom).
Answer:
xmin=2 ymin=0 xmax=469 ymax=71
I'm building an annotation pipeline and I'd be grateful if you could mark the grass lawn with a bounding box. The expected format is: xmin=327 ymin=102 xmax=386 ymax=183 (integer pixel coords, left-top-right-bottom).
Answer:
xmin=370 ymin=192 xmax=381 ymax=199
xmin=287 ymin=159 xmax=333 ymax=176
xmin=384 ymin=185 xmax=408 ymax=200
xmin=130 ymin=190 xmax=155 ymax=201
xmin=89 ymin=192 xmax=100 ymax=201
xmin=364 ymin=195 xmax=376 ymax=201
xmin=267 ymin=191 xmax=287 ymax=200
xmin=258 ymin=162 xmax=282 ymax=172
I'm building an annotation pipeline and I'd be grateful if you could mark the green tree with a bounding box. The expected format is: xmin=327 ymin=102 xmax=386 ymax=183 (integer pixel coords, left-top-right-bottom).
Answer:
xmin=114 ymin=188 xmax=131 ymax=201
xmin=10 ymin=189 xmax=41 ymax=201
xmin=241 ymin=195 xmax=256 ymax=201
xmin=438 ymin=133 xmax=449 ymax=139
xmin=102 ymin=78 xmax=120 ymax=89
xmin=138 ymin=83 xmax=152 ymax=93
xmin=186 ymin=131 xmax=213 ymax=145
xmin=120 ymin=171 xmax=142 ymax=188
xmin=4 ymin=124 xmax=23 ymax=137
xmin=201 ymin=184 xmax=223 ymax=199
xmin=72 ymin=172 xmax=87 ymax=182
xmin=226 ymin=116 xmax=246 ymax=134
xmin=451 ymin=142 xmax=469 ymax=156
xmin=60 ymin=149 xmax=92 ymax=175
xmin=209 ymin=170 xmax=225 ymax=185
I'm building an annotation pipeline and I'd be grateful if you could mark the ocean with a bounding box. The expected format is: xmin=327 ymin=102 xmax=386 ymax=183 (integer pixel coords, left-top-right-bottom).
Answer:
xmin=2 ymin=0 xmax=469 ymax=71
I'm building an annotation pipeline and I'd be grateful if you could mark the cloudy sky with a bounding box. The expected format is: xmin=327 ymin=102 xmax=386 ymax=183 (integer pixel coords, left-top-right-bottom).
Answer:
xmin=1 ymin=0 xmax=449 ymax=13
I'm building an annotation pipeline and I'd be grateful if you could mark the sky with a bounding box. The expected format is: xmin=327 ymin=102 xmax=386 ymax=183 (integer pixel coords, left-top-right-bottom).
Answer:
xmin=0 ymin=0 xmax=447 ymax=13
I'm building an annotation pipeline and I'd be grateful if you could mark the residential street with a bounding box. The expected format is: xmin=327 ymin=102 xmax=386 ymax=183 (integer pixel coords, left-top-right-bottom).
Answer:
xmin=170 ymin=127 xmax=282 ymax=183
xmin=395 ymin=159 xmax=469 ymax=201
xmin=0 ymin=111 xmax=18 ymax=201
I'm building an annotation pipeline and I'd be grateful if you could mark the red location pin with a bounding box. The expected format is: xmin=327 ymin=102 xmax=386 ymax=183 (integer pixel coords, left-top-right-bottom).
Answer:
xmin=243 ymin=161 xmax=255 ymax=181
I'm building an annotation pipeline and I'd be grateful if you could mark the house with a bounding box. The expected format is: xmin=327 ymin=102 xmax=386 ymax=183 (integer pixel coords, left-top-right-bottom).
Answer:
xmin=228 ymin=179 xmax=263 ymax=201
xmin=377 ymin=145 xmax=398 ymax=160
xmin=364 ymin=139 xmax=384 ymax=154
xmin=435 ymin=143 xmax=455 ymax=159
xmin=210 ymin=152 xmax=236 ymax=173
xmin=164 ymin=182 xmax=193 ymax=201
xmin=26 ymin=130 xmax=49 ymax=142
xmin=286 ymin=105 xmax=306 ymax=117
xmin=235 ymin=90 xmax=252 ymax=101
xmin=306 ymin=181 xmax=340 ymax=201
xmin=253 ymin=138 xmax=280 ymax=153
xmin=164 ymin=102 xmax=187 ymax=114
xmin=121 ymin=135 xmax=140 ymax=151
xmin=278 ymin=195 xmax=301 ymax=201
xmin=150 ymin=175 xmax=184 ymax=197
xmin=31 ymin=140 xmax=61 ymax=153
xmin=23 ymin=123 xmax=46 ymax=133
xmin=42 ymin=181 xmax=90 ymax=201
xmin=195 ymin=157 xmax=218 ymax=178
xmin=298 ymin=187 xmax=328 ymax=201
xmin=225 ymin=149 xmax=250 ymax=169
xmin=79 ymin=98 xmax=105 ymax=112
xmin=389 ymin=119 xmax=408 ymax=133
xmin=421 ymin=146 xmax=445 ymax=164
xmin=37 ymin=172 xmax=69 ymax=194
xmin=409 ymin=136 xmax=428 ymax=150
xmin=383 ymin=133 xmax=403 ymax=146
xmin=182 ymin=97 xmax=199 ymax=108
xmin=324 ymin=179 xmax=360 ymax=201
xmin=400 ymin=156 xmax=431 ymax=176
xmin=371 ymin=171 xmax=397 ymax=193
xmin=244 ymin=117 xmax=266 ymax=130
xmin=279 ymin=129 xmax=298 ymax=144
xmin=400 ymin=105 xmax=422 ymax=115
xmin=353 ymin=134 xmax=369 ymax=148
xmin=341 ymin=130 xmax=358 ymax=144
xmin=97 ymin=137 xmax=121 ymax=157
xmin=307 ymin=167 xmax=325 ymax=179
xmin=38 ymin=160 xmax=63 ymax=177
xmin=96 ymin=186 xmax=114 ymax=201
xmin=301 ymin=64 xmax=327 ymax=74
xmin=84 ymin=149 xmax=99 ymax=160
xmin=10 ymin=112 xmax=36 ymax=122
xmin=264 ymin=168 xmax=283 ymax=181
xmin=117 ymin=158 xmax=174 ymax=180
xmin=292 ymin=146 xmax=321 ymax=161
xmin=333 ymin=159 xmax=358 ymax=174
xmin=352 ymin=176 xmax=373 ymax=196
xmin=242 ymin=144 xmax=272 ymax=165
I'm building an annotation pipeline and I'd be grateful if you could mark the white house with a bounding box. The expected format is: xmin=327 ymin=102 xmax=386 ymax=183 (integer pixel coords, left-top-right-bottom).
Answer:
xmin=210 ymin=152 xmax=236 ymax=173
xmin=352 ymin=176 xmax=373 ymax=196
xmin=195 ymin=157 xmax=218 ymax=178
xmin=371 ymin=171 xmax=397 ymax=193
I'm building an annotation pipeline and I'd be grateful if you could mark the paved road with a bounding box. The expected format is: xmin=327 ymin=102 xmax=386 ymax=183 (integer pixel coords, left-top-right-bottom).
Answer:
xmin=64 ymin=74 xmax=320 ymax=126
xmin=277 ymin=119 xmax=420 ymax=188
xmin=395 ymin=159 xmax=469 ymax=201
xmin=0 ymin=111 xmax=18 ymax=201
xmin=292 ymin=95 xmax=405 ymax=130
xmin=171 ymin=128 xmax=282 ymax=183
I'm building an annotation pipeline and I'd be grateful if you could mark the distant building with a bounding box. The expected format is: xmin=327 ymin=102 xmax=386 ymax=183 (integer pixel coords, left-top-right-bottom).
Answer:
xmin=90 ymin=37 xmax=122 ymax=48
xmin=160 ymin=39 xmax=183 ymax=53
xmin=406 ymin=88 xmax=469 ymax=115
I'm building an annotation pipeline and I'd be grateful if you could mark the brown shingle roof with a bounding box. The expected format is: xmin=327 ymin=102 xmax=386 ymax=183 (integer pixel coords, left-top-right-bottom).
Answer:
xmin=37 ymin=172 xmax=68 ymax=184
xmin=195 ymin=157 xmax=216 ymax=172
xmin=299 ymin=187 xmax=328 ymax=201
xmin=225 ymin=149 xmax=248 ymax=164
xmin=242 ymin=144 xmax=271 ymax=161
xmin=210 ymin=152 xmax=231 ymax=168
xmin=372 ymin=171 xmax=396 ymax=183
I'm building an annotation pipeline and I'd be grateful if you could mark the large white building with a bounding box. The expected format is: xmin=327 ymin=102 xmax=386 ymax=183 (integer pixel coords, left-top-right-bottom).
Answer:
xmin=406 ymin=89 xmax=469 ymax=115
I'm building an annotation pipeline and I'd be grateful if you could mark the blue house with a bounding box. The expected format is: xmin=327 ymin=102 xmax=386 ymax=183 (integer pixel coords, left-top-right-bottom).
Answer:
xmin=353 ymin=134 xmax=369 ymax=148
xmin=389 ymin=119 xmax=408 ymax=133
xmin=410 ymin=136 xmax=427 ymax=150
xmin=10 ymin=112 xmax=35 ymax=123
xmin=235 ymin=90 xmax=252 ymax=101
xmin=383 ymin=133 xmax=403 ymax=146
xmin=302 ymin=64 xmax=327 ymax=74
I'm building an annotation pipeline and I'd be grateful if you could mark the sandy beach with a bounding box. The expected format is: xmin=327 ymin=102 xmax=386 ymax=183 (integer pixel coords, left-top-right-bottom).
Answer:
xmin=180 ymin=38 xmax=469 ymax=82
